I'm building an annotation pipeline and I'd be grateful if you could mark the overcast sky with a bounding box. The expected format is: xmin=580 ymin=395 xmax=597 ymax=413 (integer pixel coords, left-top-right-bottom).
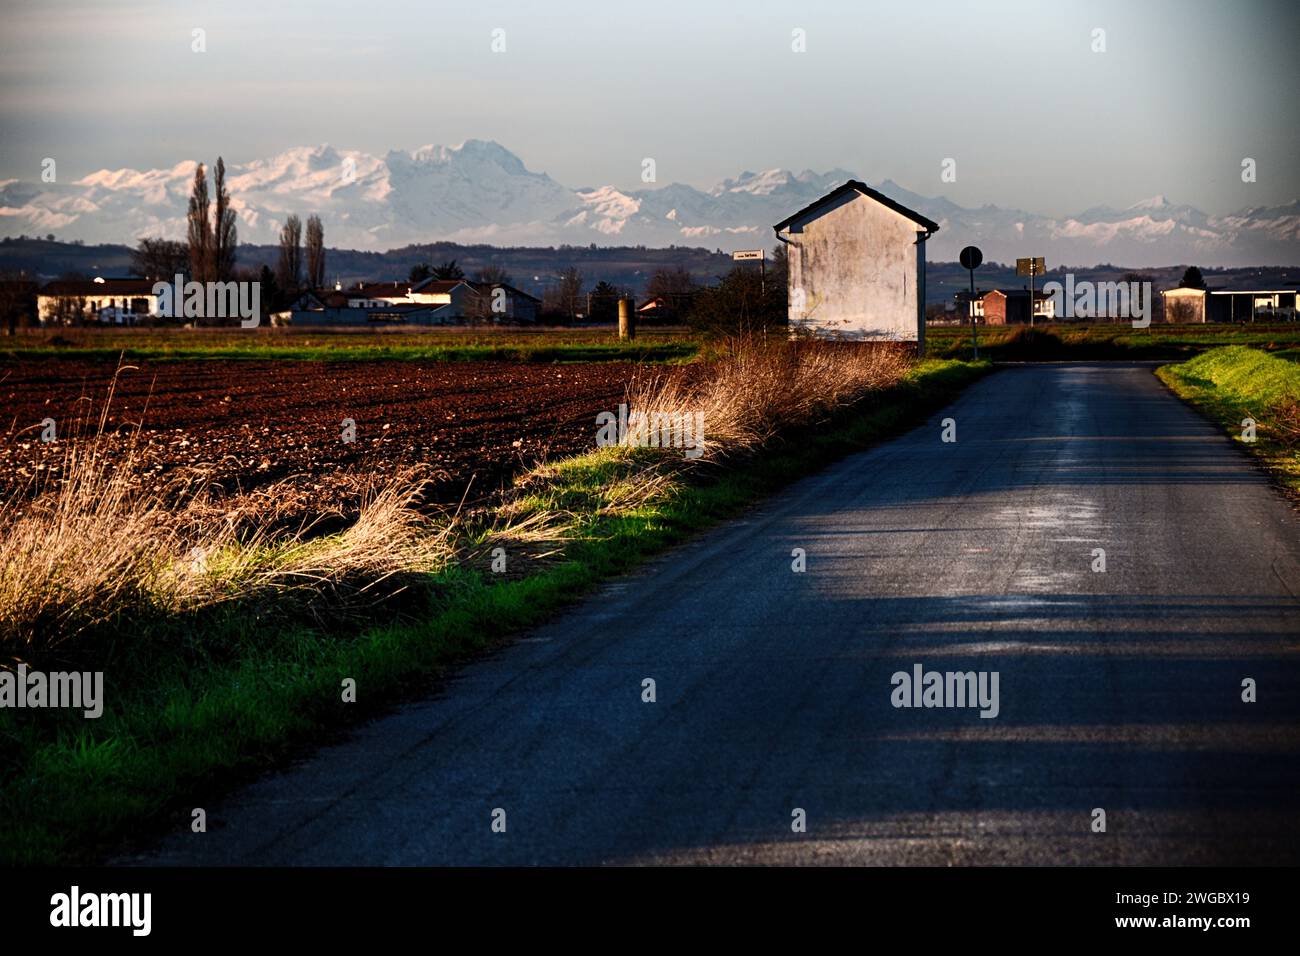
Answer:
xmin=2 ymin=0 xmax=1297 ymax=215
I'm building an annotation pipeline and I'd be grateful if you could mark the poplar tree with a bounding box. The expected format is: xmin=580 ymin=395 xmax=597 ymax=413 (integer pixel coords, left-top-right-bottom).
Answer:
xmin=276 ymin=214 xmax=303 ymax=294
xmin=213 ymin=157 xmax=238 ymax=281
xmin=186 ymin=163 xmax=212 ymax=282
xmin=305 ymin=215 xmax=325 ymax=290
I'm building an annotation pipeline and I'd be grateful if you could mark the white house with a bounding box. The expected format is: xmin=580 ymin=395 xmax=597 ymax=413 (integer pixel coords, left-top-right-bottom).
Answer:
xmin=285 ymin=277 xmax=541 ymax=325
xmin=407 ymin=277 xmax=540 ymax=322
xmin=773 ymin=180 xmax=939 ymax=344
xmin=37 ymin=276 xmax=161 ymax=325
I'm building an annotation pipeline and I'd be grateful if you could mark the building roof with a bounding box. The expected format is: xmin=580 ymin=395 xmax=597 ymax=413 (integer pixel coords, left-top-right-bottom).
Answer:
xmin=1162 ymin=286 xmax=1300 ymax=295
xmin=772 ymin=180 xmax=941 ymax=234
xmin=40 ymin=277 xmax=158 ymax=296
xmin=1208 ymin=287 xmax=1300 ymax=295
xmin=409 ymin=278 xmax=471 ymax=295
xmin=466 ymin=280 xmax=541 ymax=302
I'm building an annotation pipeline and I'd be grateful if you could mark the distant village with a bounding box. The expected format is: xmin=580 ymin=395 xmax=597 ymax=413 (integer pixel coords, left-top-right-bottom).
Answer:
xmin=2 ymin=174 xmax=1297 ymax=335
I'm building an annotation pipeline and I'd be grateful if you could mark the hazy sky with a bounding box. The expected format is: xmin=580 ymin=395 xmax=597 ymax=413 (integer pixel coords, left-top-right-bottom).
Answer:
xmin=2 ymin=0 xmax=1297 ymax=215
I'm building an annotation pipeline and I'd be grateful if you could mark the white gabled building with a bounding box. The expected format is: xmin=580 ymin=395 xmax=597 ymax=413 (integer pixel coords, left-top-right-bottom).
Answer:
xmin=37 ymin=276 xmax=161 ymax=325
xmin=773 ymin=180 xmax=939 ymax=345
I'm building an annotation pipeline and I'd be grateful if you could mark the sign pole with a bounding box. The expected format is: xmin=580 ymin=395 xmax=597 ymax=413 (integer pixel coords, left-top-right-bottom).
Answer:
xmin=1016 ymin=256 xmax=1045 ymax=327
xmin=959 ymin=245 xmax=983 ymax=361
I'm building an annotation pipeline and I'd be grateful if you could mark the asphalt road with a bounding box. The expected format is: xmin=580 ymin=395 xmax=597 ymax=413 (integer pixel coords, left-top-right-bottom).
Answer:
xmin=134 ymin=362 xmax=1300 ymax=865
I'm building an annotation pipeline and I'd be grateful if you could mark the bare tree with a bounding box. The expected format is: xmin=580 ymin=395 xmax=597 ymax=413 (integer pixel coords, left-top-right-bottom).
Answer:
xmin=187 ymin=163 xmax=212 ymax=282
xmin=0 ymin=269 xmax=35 ymax=335
xmin=276 ymin=214 xmax=303 ymax=294
xmin=461 ymin=265 xmax=510 ymax=324
xmin=305 ymin=215 xmax=326 ymax=290
xmin=643 ymin=266 xmax=699 ymax=322
xmin=646 ymin=266 xmax=696 ymax=299
xmin=474 ymin=263 xmax=512 ymax=286
xmin=130 ymin=237 xmax=189 ymax=282
xmin=213 ymin=157 xmax=238 ymax=281
xmin=543 ymin=266 xmax=584 ymax=322
xmin=1121 ymin=271 xmax=1149 ymax=324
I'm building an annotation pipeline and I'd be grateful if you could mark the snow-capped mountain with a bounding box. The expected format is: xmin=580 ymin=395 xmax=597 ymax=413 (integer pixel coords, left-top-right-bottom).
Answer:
xmin=1 ymin=140 xmax=1296 ymax=266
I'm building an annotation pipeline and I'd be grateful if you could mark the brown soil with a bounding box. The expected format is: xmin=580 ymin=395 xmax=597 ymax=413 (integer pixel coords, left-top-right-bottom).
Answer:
xmin=1 ymin=359 xmax=667 ymax=509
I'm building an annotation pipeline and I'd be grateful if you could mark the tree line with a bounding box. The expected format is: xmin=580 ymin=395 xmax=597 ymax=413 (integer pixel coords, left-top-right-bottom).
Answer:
xmin=529 ymin=243 xmax=789 ymax=333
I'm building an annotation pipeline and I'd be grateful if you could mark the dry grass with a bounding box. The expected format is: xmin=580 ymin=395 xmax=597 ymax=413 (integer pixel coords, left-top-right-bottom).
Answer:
xmin=623 ymin=337 xmax=910 ymax=460
xmin=1 ymin=341 xmax=912 ymax=655
xmin=1269 ymin=397 xmax=1300 ymax=448
xmin=494 ymin=339 xmax=913 ymax=534
xmin=1 ymin=465 xmax=454 ymax=655
xmin=0 ymin=368 xmax=454 ymax=655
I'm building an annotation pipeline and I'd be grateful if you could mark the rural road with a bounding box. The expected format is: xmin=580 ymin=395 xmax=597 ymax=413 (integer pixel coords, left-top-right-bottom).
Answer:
xmin=134 ymin=362 xmax=1300 ymax=866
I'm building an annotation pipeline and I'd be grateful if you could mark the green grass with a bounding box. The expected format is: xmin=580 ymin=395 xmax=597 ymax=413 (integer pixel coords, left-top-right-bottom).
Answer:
xmin=0 ymin=356 xmax=987 ymax=865
xmin=1157 ymin=345 xmax=1300 ymax=493
xmin=927 ymin=322 xmax=1300 ymax=361
xmin=0 ymin=327 xmax=701 ymax=364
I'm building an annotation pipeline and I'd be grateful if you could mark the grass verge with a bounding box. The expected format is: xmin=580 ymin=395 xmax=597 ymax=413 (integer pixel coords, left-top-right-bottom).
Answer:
xmin=1157 ymin=345 xmax=1300 ymax=494
xmin=0 ymin=328 xmax=700 ymax=364
xmin=0 ymin=350 xmax=987 ymax=865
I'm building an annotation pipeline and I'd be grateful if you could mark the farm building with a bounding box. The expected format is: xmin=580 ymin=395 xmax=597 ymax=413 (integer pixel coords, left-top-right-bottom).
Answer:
xmin=1161 ymin=286 xmax=1299 ymax=323
xmin=980 ymin=289 xmax=1055 ymax=325
xmin=773 ymin=180 xmax=939 ymax=343
xmin=342 ymin=278 xmax=539 ymax=323
xmin=37 ymin=276 xmax=160 ymax=325
xmin=277 ymin=278 xmax=540 ymax=326
xmin=272 ymin=297 xmax=452 ymax=327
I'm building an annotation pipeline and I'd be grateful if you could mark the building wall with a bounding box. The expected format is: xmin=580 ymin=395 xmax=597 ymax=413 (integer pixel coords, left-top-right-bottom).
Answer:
xmin=38 ymin=293 xmax=157 ymax=324
xmin=983 ymin=293 xmax=1008 ymax=325
xmin=283 ymin=307 xmax=373 ymax=326
xmin=1162 ymin=289 xmax=1207 ymax=323
xmin=980 ymin=293 xmax=1049 ymax=324
xmin=405 ymin=291 xmax=454 ymax=307
xmin=783 ymin=192 xmax=922 ymax=341
xmin=284 ymin=306 xmax=450 ymax=326
xmin=505 ymin=296 xmax=539 ymax=323
xmin=409 ymin=286 xmax=479 ymax=316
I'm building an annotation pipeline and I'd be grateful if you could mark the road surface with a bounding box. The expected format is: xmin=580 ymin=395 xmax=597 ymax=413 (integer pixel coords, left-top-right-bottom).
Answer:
xmin=133 ymin=362 xmax=1300 ymax=865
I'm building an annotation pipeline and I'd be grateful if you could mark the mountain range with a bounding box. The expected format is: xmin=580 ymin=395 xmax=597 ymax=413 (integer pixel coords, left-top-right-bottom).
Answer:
xmin=2 ymin=140 xmax=1297 ymax=267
